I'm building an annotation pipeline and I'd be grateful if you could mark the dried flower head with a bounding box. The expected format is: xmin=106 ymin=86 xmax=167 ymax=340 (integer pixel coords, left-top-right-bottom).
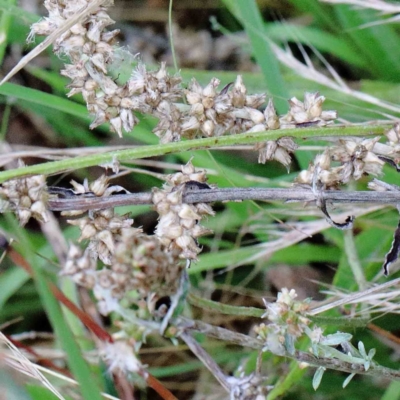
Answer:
xmin=330 ymin=137 xmax=384 ymax=181
xmin=255 ymin=136 xmax=298 ymax=168
xmin=385 ymin=122 xmax=400 ymax=146
xmin=61 ymin=242 xmax=97 ymax=288
xmin=280 ymin=92 xmax=337 ymax=128
xmin=183 ymin=77 xmax=233 ymax=137
xmin=295 ymin=150 xmax=345 ymax=189
xmin=113 ymin=230 xmax=184 ymax=300
xmin=0 ymin=162 xmax=48 ymax=226
xmin=62 ymin=229 xmax=183 ymax=315
xmin=152 ymin=161 xmax=214 ymax=260
xmin=65 ymin=175 xmax=138 ymax=264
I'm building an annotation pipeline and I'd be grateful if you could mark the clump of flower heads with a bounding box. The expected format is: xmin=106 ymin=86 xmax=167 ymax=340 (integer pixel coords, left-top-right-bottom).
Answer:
xmin=254 ymin=288 xmax=311 ymax=356
xmin=0 ymin=161 xmax=48 ymax=226
xmin=296 ymin=124 xmax=400 ymax=190
xmin=152 ymin=161 xmax=214 ymax=260
xmin=296 ymin=135 xmax=392 ymax=189
xmin=112 ymin=230 xmax=183 ymax=300
xmin=29 ymin=1 xmax=340 ymax=169
xmin=62 ymin=229 xmax=184 ymax=315
xmin=65 ymin=175 xmax=139 ymax=265
xmin=330 ymin=137 xmax=385 ymax=181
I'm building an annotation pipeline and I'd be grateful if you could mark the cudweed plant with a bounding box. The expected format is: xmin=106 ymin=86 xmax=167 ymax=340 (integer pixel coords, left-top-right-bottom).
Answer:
xmin=1 ymin=1 xmax=400 ymax=399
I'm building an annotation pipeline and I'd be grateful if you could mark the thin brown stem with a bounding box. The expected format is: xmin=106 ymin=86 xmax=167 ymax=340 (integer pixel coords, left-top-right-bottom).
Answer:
xmin=47 ymin=187 xmax=400 ymax=212
xmin=180 ymin=332 xmax=231 ymax=393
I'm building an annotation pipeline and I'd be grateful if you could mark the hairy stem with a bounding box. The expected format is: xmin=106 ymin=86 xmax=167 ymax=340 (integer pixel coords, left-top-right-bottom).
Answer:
xmin=0 ymin=123 xmax=390 ymax=183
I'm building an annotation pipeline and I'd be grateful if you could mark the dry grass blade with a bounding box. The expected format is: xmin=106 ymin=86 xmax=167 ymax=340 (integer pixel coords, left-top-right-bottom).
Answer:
xmin=270 ymin=41 xmax=400 ymax=115
xmin=309 ymin=277 xmax=400 ymax=315
xmin=0 ymin=0 xmax=112 ymax=86
xmin=29 ymin=363 xmax=121 ymax=400
xmin=320 ymin=0 xmax=400 ymax=14
xmin=0 ymin=331 xmax=65 ymax=400
xmin=244 ymin=205 xmax=384 ymax=265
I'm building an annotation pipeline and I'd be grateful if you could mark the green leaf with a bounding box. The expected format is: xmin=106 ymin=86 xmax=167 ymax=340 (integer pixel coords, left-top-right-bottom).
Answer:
xmin=312 ymin=367 xmax=326 ymax=391
xmin=342 ymin=373 xmax=356 ymax=388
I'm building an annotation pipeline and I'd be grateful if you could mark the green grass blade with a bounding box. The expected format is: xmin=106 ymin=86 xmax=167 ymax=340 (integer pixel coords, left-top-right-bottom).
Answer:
xmin=0 ymin=266 xmax=30 ymax=309
xmin=333 ymin=5 xmax=400 ymax=81
xmin=382 ymin=381 xmax=400 ymax=400
xmin=9 ymin=219 xmax=104 ymax=400
xmin=0 ymin=0 xmax=16 ymax=65
xmin=264 ymin=22 xmax=368 ymax=70
xmin=222 ymin=0 xmax=288 ymax=113
xmin=190 ymin=244 xmax=338 ymax=274
xmin=0 ymin=83 xmax=90 ymax=120
xmin=287 ymin=0 xmax=339 ymax=32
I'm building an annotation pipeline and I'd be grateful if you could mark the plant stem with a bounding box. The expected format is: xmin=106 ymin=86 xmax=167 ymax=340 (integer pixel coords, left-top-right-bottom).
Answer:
xmin=180 ymin=332 xmax=231 ymax=393
xmin=47 ymin=187 xmax=400 ymax=212
xmin=0 ymin=123 xmax=390 ymax=183
xmin=188 ymin=293 xmax=370 ymax=328
xmin=179 ymin=317 xmax=400 ymax=381
xmin=344 ymin=229 xmax=367 ymax=290
xmin=188 ymin=293 xmax=264 ymax=318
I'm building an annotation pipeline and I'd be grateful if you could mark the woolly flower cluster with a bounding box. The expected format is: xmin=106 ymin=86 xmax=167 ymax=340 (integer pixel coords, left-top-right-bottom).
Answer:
xmin=30 ymin=1 xmax=338 ymax=168
xmin=152 ymin=161 xmax=214 ymax=260
xmin=101 ymin=340 xmax=141 ymax=375
xmin=254 ymin=288 xmax=311 ymax=356
xmin=228 ymin=373 xmax=269 ymax=400
xmin=0 ymin=162 xmax=48 ymax=226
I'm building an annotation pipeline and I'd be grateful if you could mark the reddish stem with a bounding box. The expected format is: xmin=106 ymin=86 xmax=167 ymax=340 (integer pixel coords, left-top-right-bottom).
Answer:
xmin=4 ymin=243 xmax=113 ymax=343
xmin=3 ymin=240 xmax=178 ymax=400
xmin=143 ymin=373 xmax=178 ymax=400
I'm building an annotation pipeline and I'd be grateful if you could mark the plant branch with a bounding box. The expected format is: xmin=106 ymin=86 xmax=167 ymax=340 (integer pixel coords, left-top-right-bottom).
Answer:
xmin=47 ymin=186 xmax=400 ymax=212
xmin=0 ymin=123 xmax=391 ymax=183
xmin=179 ymin=317 xmax=400 ymax=381
xmin=179 ymin=332 xmax=231 ymax=393
xmin=188 ymin=293 xmax=264 ymax=318
xmin=188 ymin=293 xmax=370 ymax=328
